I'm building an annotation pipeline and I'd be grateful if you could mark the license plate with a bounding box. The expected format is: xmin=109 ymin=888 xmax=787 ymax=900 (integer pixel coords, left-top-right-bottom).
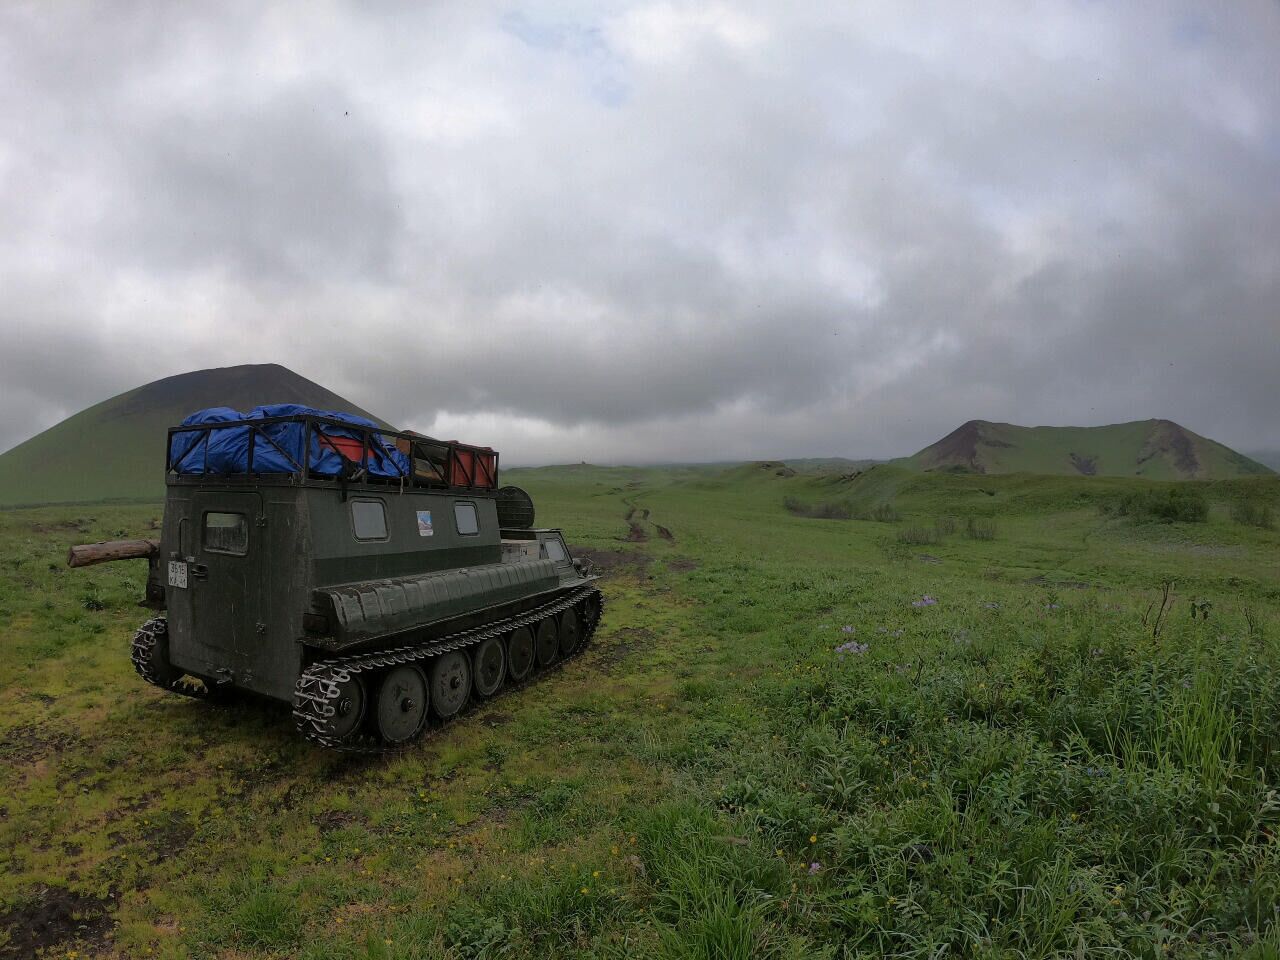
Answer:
xmin=167 ymin=560 xmax=188 ymax=589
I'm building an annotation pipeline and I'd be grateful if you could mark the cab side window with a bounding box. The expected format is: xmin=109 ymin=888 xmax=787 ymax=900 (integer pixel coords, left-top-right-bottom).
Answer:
xmin=204 ymin=512 xmax=248 ymax=555
xmin=351 ymin=499 xmax=388 ymax=541
xmin=454 ymin=502 xmax=479 ymax=536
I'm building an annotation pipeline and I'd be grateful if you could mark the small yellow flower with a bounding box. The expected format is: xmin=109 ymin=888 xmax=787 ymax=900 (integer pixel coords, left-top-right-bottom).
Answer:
xmin=610 ymin=845 xmax=619 ymax=855
xmin=809 ymin=835 xmax=817 ymax=844
xmin=580 ymin=886 xmax=590 ymax=895
xmin=385 ymin=939 xmax=393 ymax=946
xmin=592 ymin=870 xmax=601 ymax=878
xmin=776 ymin=848 xmax=784 ymax=857
xmin=629 ymin=836 xmax=637 ymax=844
xmin=1069 ymin=813 xmax=1079 ymax=821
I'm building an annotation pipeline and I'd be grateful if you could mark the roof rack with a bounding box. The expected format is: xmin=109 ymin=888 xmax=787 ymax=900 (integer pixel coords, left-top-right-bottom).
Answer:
xmin=165 ymin=413 xmax=498 ymax=492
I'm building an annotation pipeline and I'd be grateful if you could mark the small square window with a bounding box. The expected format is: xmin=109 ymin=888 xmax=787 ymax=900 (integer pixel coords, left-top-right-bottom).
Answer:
xmin=454 ymin=502 xmax=479 ymax=536
xmin=204 ymin=512 xmax=248 ymax=555
xmin=351 ymin=500 xmax=388 ymax=540
xmin=543 ymin=538 xmax=566 ymax=562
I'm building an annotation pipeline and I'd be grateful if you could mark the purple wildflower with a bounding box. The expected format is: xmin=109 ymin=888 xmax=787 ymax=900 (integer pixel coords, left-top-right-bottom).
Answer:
xmin=1045 ymin=603 xmax=1061 ymax=610
xmin=911 ymin=595 xmax=938 ymax=608
xmin=841 ymin=625 xmax=855 ymax=633
xmin=808 ymin=862 xmax=822 ymax=875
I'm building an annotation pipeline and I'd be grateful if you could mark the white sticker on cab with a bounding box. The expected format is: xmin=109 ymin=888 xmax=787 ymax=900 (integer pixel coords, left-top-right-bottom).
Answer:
xmin=417 ymin=510 xmax=433 ymax=537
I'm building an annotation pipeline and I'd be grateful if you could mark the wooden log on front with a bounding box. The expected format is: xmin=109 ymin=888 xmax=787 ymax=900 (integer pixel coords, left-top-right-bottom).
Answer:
xmin=67 ymin=539 xmax=160 ymax=568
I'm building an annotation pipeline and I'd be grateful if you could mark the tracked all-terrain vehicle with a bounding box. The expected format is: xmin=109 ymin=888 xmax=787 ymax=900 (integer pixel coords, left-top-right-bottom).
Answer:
xmin=68 ymin=405 xmax=603 ymax=750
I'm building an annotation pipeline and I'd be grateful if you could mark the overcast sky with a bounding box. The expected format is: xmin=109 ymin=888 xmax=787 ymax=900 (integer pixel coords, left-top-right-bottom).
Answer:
xmin=2 ymin=2 xmax=1277 ymax=464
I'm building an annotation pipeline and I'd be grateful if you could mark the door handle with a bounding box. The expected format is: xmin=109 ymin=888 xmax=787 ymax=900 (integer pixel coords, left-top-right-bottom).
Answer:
xmin=191 ymin=563 xmax=209 ymax=579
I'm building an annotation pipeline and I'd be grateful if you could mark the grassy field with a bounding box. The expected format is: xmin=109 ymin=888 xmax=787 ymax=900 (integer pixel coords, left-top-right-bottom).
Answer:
xmin=2 ymin=464 xmax=1279 ymax=958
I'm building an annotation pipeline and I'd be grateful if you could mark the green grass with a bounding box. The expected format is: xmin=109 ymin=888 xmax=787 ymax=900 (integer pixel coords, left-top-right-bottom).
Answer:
xmin=1 ymin=465 xmax=1279 ymax=957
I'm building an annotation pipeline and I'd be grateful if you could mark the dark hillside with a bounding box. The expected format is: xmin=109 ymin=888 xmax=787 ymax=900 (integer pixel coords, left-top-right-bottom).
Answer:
xmin=899 ymin=418 xmax=1271 ymax=481
xmin=0 ymin=364 xmax=389 ymax=506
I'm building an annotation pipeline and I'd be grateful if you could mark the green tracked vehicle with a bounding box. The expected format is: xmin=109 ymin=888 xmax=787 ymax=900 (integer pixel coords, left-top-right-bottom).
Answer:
xmin=67 ymin=407 xmax=604 ymax=750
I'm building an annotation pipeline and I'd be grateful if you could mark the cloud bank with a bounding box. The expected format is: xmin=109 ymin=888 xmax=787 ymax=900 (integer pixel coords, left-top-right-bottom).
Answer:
xmin=2 ymin=1 xmax=1277 ymax=463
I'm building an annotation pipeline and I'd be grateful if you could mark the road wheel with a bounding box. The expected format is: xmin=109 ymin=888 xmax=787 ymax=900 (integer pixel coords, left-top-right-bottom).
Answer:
xmin=375 ymin=666 xmax=428 ymax=744
xmin=507 ymin=627 xmax=534 ymax=681
xmin=327 ymin=672 xmax=367 ymax=740
xmin=535 ymin=617 xmax=559 ymax=667
xmin=430 ymin=651 xmax=471 ymax=719
xmin=559 ymin=608 xmax=581 ymax=656
xmin=581 ymin=592 xmax=602 ymax=629
xmin=473 ymin=636 xmax=506 ymax=697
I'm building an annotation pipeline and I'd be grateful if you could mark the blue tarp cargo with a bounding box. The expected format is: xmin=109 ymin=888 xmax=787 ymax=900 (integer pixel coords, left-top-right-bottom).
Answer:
xmin=168 ymin=404 xmax=410 ymax=479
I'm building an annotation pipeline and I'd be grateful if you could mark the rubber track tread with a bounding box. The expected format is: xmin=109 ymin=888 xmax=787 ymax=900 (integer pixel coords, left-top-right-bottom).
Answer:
xmin=131 ymin=617 xmax=218 ymax=700
xmin=292 ymin=584 xmax=604 ymax=752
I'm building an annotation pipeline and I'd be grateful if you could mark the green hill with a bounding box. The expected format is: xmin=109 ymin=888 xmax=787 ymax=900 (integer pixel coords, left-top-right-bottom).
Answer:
xmin=899 ymin=419 xmax=1272 ymax=481
xmin=0 ymin=364 xmax=388 ymax=507
xmin=1246 ymin=450 xmax=1280 ymax=472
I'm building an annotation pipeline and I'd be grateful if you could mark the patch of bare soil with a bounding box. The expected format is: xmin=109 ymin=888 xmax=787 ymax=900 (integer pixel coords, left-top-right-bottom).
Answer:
xmin=143 ymin=811 xmax=195 ymax=863
xmin=591 ymin=627 xmax=653 ymax=674
xmin=655 ymin=524 xmax=675 ymax=542
xmin=573 ymin=547 xmax=652 ymax=576
xmin=624 ymin=522 xmax=649 ymax=542
xmin=0 ymin=887 xmax=116 ymax=959
xmin=28 ymin=518 xmax=95 ymax=534
xmin=920 ymin=421 xmax=987 ymax=472
xmin=314 ymin=810 xmax=365 ymax=833
xmin=667 ymin=557 xmax=700 ymax=572
xmin=1069 ymin=452 xmax=1098 ymax=476
xmin=479 ymin=710 xmax=513 ymax=728
xmin=1137 ymin=420 xmax=1201 ymax=477
xmin=0 ymin=724 xmax=82 ymax=765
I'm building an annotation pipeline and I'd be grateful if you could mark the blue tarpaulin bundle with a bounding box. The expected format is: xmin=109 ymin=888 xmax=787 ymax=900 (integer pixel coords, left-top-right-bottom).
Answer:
xmin=168 ymin=404 xmax=410 ymax=478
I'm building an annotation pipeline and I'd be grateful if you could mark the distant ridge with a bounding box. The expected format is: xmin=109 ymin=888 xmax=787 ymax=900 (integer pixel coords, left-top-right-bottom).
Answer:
xmin=899 ymin=419 xmax=1273 ymax=481
xmin=0 ymin=364 xmax=390 ymax=506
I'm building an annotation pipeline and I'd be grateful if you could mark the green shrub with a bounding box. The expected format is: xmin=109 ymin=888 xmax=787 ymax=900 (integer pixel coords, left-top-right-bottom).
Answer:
xmin=1231 ymin=499 xmax=1275 ymax=529
xmin=1103 ymin=487 xmax=1208 ymax=523
xmin=896 ymin=525 xmax=939 ymax=545
xmin=870 ymin=503 xmax=901 ymax=523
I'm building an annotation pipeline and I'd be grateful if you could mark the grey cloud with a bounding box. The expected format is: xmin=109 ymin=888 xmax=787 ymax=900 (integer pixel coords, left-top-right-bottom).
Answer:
xmin=0 ymin=1 xmax=1277 ymax=463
